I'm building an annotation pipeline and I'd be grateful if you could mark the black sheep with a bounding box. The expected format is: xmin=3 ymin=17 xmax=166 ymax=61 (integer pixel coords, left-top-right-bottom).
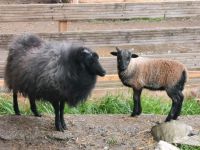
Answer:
xmin=4 ymin=34 xmax=106 ymax=131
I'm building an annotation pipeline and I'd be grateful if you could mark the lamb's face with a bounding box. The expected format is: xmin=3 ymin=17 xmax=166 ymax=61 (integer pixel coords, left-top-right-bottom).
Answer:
xmin=110 ymin=47 xmax=138 ymax=71
xmin=81 ymin=48 xmax=106 ymax=77
xmin=118 ymin=50 xmax=132 ymax=71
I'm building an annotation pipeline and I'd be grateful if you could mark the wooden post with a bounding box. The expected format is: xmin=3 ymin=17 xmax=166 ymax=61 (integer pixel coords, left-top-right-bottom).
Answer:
xmin=59 ymin=21 xmax=68 ymax=32
xmin=71 ymin=0 xmax=79 ymax=3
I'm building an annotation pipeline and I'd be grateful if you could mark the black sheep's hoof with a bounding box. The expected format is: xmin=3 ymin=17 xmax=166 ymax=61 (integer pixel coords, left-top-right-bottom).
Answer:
xmin=56 ymin=123 xmax=64 ymax=132
xmin=165 ymin=117 xmax=171 ymax=122
xmin=61 ymin=122 xmax=67 ymax=130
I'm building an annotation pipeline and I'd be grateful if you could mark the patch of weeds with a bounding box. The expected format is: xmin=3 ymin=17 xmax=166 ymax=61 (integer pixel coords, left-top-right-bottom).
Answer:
xmin=177 ymin=144 xmax=200 ymax=150
xmin=0 ymin=93 xmax=199 ymax=115
xmin=86 ymin=17 xmax=165 ymax=23
xmin=106 ymin=137 xmax=118 ymax=146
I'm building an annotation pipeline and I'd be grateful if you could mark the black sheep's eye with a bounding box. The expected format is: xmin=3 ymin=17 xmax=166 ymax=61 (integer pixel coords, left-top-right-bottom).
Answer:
xmin=93 ymin=53 xmax=99 ymax=59
xmin=89 ymin=58 xmax=94 ymax=64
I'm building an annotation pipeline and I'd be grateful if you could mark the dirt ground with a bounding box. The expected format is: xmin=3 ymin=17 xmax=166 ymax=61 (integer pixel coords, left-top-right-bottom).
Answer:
xmin=0 ymin=114 xmax=200 ymax=150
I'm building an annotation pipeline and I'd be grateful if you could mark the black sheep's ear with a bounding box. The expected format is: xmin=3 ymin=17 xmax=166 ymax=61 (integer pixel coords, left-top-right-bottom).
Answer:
xmin=131 ymin=54 xmax=139 ymax=58
xmin=110 ymin=52 xmax=117 ymax=56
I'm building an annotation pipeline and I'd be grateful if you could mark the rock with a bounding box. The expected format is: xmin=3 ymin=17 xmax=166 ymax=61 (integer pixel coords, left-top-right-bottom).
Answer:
xmin=151 ymin=120 xmax=193 ymax=143
xmin=155 ymin=140 xmax=180 ymax=150
xmin=175 ymin=134 xmax=200 ymax=146
xmin=47 ymin=132 xmax=71 ymax=141
xmin=151 ymin=120 xmax=200 ymax=146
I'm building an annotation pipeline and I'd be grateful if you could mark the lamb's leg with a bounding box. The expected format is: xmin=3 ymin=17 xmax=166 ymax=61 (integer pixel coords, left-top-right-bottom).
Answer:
xmin=52 ymin=101 xmax=63 ymax=132
xmin=60 ymin=101 xmax=67 ymax=130
xmin=29 ymin=96 xmax=41 ymax=117
xmin=131 ymin=89 xmax=142 ymax=117
xmin=173 ymin=91 xmax=184 ymax=119
xmin=13 ymin=92 xmax=20 ymax=115
xmin=166 ymin=89 xmax=182 ymax=121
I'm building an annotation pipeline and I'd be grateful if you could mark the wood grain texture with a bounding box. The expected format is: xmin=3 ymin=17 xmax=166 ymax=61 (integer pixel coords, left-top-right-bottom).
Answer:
xmin=0 ymin=27 xmax=200 ymax=77
xmin=1 ymin=27 xmax=200 ymax=47
xmin=1 ymin=1 xmax=200 ymax=22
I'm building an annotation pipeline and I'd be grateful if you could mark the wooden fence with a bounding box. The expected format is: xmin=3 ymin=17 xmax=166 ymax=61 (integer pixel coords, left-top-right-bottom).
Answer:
xmin=0 ymin=27 xmax=200 ymax=80
xmin=0 ymin=1 xmax=200 ymax=96
xmin=1 ymin=1 xmax=200 ymax=22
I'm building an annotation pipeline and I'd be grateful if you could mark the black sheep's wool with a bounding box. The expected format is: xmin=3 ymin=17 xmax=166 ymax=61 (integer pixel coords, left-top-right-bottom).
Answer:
xmin=5 ymin=34 xmax=98 ymax=106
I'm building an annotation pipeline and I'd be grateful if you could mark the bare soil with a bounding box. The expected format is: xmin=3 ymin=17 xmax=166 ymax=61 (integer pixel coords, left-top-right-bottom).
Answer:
xmin=0 ymin=114 xmax=200 ymax=150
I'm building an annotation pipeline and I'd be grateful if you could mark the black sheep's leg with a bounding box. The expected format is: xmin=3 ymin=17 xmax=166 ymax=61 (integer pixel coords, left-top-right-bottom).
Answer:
xmin=60 ymin=101 xmax=67 ymax=130
xmin=52 ymin=101 xmax=63 ymax=132
xmin=131 ymin=89 xmax=142 ymax=117
xmin=29 ymin=96 xmax=41 ymax=117
xmin=13 ymin=92 xmax=20 ymax=115
xmin=165 ymin=89 xmax=180 ymax=122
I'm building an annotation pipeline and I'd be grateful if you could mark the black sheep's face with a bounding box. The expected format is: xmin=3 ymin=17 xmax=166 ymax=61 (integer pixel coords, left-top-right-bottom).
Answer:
xmin=110 ymin=47 xmax=138 ymax=71
xmin=80 ymin=48 xmax=106 ymax=77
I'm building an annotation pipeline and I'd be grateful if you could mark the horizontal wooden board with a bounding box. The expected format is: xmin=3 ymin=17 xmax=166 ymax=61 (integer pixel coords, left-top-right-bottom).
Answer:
xmin=79 ymin=0 xmax=199 ymax=3
xmin=1 ymin=27 xmax=200 ymax=48
xmin=0 ymin=53 xmax=199 ymax=77
xmin=1 ymin=42 xmax=200 ymax=58
xmin=1 ymin=71 xmax=200 ymax=92
xmin=0 ymin=0 xmax=62 ymax=4
xmin=0 ymin=27 xmax=200 ymax=77
xmin=1 ymin=1 xmax=200 ymax=22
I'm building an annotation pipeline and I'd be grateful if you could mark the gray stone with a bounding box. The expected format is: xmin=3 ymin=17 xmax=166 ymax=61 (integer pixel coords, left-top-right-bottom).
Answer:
xmin=175 ymin=134 xmax=200 ymax=146
xmin=151 ymin=120 xmax=200 ymax=146
xmin=151 ymin=120 xmax=193 ymax=143
xmin=155 ymin=140 xmax=180 ymax=150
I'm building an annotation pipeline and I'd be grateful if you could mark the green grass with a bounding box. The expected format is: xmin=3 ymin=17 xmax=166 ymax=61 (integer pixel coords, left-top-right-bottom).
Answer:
xmin=178 ymin=144 xmax=200 ymax=150
xmin=0 ymin=93 xmax=199 ymax=115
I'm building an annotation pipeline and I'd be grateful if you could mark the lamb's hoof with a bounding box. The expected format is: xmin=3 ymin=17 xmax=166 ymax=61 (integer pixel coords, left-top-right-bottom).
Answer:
xmin=131 ymin=113 xmax=138 ymax=117
xmin=15 ymin=112 xmax=21 ymax=115
xmin=34 ymin=113 xmax=42 ymax=117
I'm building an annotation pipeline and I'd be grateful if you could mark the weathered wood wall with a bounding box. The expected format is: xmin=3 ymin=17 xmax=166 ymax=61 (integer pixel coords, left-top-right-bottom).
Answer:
xmin=0 ymin=27 xmax=200 ymax=78
xmin=1 ymin=1 xmax=200 ymax=22
xmin=0 ymin=1 xmax=200 ymax=96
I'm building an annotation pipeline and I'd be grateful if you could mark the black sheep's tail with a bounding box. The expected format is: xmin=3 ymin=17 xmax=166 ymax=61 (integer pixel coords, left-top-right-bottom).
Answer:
xmin=8 ymin=33 xmax=43 ymax=54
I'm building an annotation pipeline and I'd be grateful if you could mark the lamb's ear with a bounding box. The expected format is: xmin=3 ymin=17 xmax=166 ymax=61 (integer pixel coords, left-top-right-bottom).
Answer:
xmin=116 ymin=47 xmax=120 ymax=52
xmin=110 ymin=52 xmax=117 ymax=56
xmin=131 ymin=54 xmax=139 ymax=58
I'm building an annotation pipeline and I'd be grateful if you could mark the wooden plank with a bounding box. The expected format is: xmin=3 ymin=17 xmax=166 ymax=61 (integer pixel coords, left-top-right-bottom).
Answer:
xmin=1 ymin=52 xmax=200 ymax=71
xmin=1 ymin=1 xmax=200 ymax=22
xmin=0 ymin=52 xmax=200 ymax=78
xmin=79 ymin=0 xmax=199 ymax=3
xmin=79 ymin=0 xmax=124 ymax=3
xmin=1 ymin=72 xmax=200 ymax=93
xmin=2 ymin=42 xmax=200 ymax=57
xmin=97 ymin=71 xmax=200 ymax=82
xmin=1 ymin=27 xmax=200 ymax=48
xmin=0 ymin=0 xmax=60 ymax=4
